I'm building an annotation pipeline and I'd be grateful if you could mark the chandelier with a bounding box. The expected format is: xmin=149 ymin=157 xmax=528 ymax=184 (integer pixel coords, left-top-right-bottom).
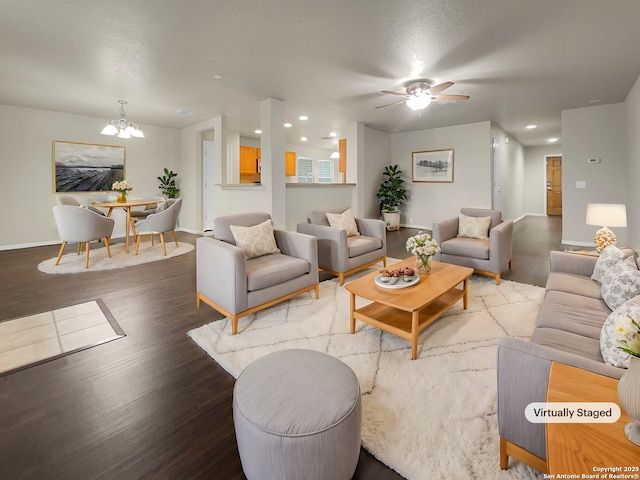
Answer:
xmin=100 ymin=100 xmax=144 ymax=138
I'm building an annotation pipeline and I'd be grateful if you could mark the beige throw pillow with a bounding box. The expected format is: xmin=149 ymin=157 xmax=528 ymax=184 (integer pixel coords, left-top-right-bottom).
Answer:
xmin=457 ymin=213 xmax=491 ymax=240
xmin=229 ymin=219 xmax=281 ymax=259
xmin=326 ymin=208 xmax=360 ymax=236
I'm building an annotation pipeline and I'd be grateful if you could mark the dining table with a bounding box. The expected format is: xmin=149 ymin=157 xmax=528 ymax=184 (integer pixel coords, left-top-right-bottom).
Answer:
xmin=91 ymin=199 xmax=163 ymax=253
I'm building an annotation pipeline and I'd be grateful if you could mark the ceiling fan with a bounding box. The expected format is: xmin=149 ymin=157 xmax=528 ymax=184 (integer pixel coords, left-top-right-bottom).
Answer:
xmin=376 ymin=80 xmax=469 ymax=110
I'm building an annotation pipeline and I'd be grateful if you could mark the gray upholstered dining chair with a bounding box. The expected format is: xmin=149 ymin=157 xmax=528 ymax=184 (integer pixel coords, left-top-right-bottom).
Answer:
xmin=57 ymin=194 xmax=106 ymax=216
xmin=52 ymin=205 xmax=115 ymax=269
xmin=296 ymin=207 xmax=387 ymax=285
xmin=196 ymin=212 xmax=319 ymax=335
xmin=432 ymin=207 xmax=513 ymax=284
xmin=134 ymin=198 xmax=182 ymax=256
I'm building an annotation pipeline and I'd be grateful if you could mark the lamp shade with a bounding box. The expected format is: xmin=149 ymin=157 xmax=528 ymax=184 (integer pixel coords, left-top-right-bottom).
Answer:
xmin=586 ymin=203 xmax=627 ymax=227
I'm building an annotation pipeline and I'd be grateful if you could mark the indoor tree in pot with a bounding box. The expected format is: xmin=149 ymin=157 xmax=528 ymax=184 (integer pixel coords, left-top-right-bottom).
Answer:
xmin=158 ymin=168 xmax=180 ymax=198
xmin=376 ymin=164 xmax=409 ymax=231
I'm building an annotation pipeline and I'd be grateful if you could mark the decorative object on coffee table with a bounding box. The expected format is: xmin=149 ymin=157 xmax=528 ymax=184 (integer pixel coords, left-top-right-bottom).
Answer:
xmin=406 ymin=231 xmax=439 ymax=273
xmin=586 ymin=203 xmax=627 ymax=252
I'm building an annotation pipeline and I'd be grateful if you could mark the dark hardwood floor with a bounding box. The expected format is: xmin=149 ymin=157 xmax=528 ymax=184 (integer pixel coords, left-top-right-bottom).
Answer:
xmin=0 ymin=215 xmax=560 ymax=479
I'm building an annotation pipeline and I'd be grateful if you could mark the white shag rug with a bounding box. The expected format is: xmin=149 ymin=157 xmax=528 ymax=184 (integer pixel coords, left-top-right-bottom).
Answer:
xmin=38 ymin=240 xmax=194 ymax=274
xmin=188 ymin=268 xmax=545 ymax=480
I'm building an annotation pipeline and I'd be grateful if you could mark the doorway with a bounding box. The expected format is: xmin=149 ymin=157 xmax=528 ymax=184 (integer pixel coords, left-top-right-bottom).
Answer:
xmin=203 ymin=140 xmax=215 ymax=232
xmin=546 ymin=156 xmax=562 ymax=215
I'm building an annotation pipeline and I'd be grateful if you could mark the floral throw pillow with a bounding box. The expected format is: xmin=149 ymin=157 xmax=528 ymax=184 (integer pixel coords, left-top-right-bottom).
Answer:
xmin=229 ymin=219 xmax=281 ymax=259
xmin=457 ymin=213 xmax=492 ymax=240
xmin=326 ymin=208 xmax=360 ymax=237
xmin=600 ymin=259 xmax=640 ymax=311
xmin=591 ymin=245 xmax=625 ymax=283
xmin=600 ymin=295 xmax=640 ymax=368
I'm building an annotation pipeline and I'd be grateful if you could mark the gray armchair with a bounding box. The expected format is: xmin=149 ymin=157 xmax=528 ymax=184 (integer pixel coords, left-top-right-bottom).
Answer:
xmin=134 ymin=198 xmax=182 ymax=256
xmin=432 ymin=208 xmax=513 ymax=284
xmin=53 ymin=205 xmax=115 ymax=269
xmin=197 ymin=212 xmax=319 ymax=335
xmin=296 ymin=207 xmax=387 ymax=286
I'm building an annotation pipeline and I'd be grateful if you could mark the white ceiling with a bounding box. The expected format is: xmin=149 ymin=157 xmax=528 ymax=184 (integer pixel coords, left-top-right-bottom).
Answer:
xmin=2 ymin=0 xmax=640 ymax=149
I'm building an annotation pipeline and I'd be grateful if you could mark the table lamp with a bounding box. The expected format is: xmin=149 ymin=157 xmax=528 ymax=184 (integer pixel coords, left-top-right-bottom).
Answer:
xmin=586 ymin=203 xmax=627 ymax=252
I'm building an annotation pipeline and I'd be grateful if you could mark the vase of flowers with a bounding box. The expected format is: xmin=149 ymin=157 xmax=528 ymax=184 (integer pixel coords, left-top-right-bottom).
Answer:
xmin=406 ymin=231 xmax=439 ymax=273
xmin=617 ymin=316 xmax=640 ymax=446
xmin=112 ymin=180 xmax=133 ymax=203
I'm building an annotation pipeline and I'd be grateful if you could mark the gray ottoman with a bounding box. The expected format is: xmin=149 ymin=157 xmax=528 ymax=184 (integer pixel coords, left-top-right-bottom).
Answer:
xmin=233 ymin=349 xmax=362 ymax=480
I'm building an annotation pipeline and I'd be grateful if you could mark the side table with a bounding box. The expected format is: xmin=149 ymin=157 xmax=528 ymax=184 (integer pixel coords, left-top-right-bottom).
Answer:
xmin=546 ymin=362 xmax=639 ymax=475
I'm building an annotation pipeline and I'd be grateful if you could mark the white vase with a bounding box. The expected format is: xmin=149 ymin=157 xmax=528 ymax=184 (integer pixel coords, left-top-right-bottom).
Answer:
xmin=618 ymin=355 xmax=640 ymax=446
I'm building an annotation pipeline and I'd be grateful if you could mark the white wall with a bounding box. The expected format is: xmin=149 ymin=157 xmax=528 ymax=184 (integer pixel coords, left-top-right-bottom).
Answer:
xmin=490 ymin=125 xmax=527 ymax=222
xmin=0 ymin=104 xmax=180 ymax=248
xmin=561 ymin=103 xmax=628 ymax=246
xmin=523 ymin=145 xmax=563 ymax=215
xmin=285 ymin=185 xmax=355 ymax=231
xmin=390 ymin=121 xmax=492 ymax=229
xmin=626 ymin=74 xmax=640 ymax=251
xmin=363 ymin=126 xmax=391 ymax=219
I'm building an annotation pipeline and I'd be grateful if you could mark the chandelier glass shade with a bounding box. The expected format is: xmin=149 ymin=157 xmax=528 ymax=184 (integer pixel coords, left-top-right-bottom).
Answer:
xmin=101 ymin=100 xmax=144 ymax=139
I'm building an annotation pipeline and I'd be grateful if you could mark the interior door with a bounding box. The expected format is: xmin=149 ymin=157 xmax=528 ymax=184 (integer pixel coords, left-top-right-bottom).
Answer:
xmin=546 ymin=156 xmax=562 ymax=215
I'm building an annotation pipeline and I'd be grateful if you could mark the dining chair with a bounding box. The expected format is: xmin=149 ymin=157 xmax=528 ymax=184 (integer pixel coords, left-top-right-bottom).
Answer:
xmin=134 ymin=198 xmax=182 ymax=256
xmin=52 ymin=205 xmax=115 ymax=269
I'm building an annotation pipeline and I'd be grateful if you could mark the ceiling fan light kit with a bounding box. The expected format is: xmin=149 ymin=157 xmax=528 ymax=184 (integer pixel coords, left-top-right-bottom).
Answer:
xmin=377 ymin=80 xmax=469 ymax=111
xmin=101 ymin=100 xmax=144 ymax=139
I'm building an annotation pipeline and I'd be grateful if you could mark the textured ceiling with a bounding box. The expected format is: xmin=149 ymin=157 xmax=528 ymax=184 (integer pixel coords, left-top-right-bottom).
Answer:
xmin=2 ymin=0 xmax=640 ymax=148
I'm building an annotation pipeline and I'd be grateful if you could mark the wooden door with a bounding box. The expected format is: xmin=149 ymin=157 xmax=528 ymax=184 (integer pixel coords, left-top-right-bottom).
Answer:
xmin=546 ymin=156 xmax=562 ymax=215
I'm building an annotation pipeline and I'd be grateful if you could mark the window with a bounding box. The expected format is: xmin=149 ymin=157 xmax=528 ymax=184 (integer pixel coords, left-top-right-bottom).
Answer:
xmin=296 ymin=157 xmax=335 ymax=183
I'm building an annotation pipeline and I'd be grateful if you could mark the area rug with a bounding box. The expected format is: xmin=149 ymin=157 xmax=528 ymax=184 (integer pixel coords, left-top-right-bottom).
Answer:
xmin=37 ymin=240 xmax=194 ymax=274
xmin=0 ymin=299 xmax=124 ymax=376
xmin=188 ymin=267 xmax=546 ymax=480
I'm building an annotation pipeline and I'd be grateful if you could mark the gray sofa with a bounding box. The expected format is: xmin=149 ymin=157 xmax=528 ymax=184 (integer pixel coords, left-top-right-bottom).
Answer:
xmin=497 ymin=250 xmax=633 ymax=473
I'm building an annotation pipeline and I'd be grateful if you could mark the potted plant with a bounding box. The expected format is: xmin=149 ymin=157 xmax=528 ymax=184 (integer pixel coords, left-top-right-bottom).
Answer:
xmin=158 ymin=168 xmax=180 ymax=198
xmin=376 ymin=164 xmax=408 ymax=231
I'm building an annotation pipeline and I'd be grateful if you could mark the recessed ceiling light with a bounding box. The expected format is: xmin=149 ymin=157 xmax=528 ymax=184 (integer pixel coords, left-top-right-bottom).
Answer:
xmin=299 ymin=115 xmax=308 ymax=121
xmin=329 ymin=132 xmax=337 ymax=137
xmin=548 ymin=137 xmax=559 ymax=143
xmin=300 ymin=136 xmax=308 ymax=142
xmin=213 ymin=74 xmax=223 ymax=80
xmin=525 ymin=124 xmax=537 ymax=129
xmin=284 ymin=123 xmax=293 ymax=128
xmin=254 ymin=129 xmax=262 ymax=134
xmin=175 ymin=109 xmax=193 ymax=116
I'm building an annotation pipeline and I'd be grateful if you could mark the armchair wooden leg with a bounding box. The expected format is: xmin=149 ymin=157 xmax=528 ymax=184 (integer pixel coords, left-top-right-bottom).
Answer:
xmin=160 ymin=232 xmax=167 ymax=256
xmin=84 ymin=242 xmax=90 ymax=269
xmin=55 ymin=242 xmax=68 ymax=266
xmin=77 ymin=243 xmax=81 ymax=255
xmin=338 ymin=273 xmax=345 ymax=286
xmin=314 ymin=284 xmax=319 ymax=299
xmin=231 ymin=316 xmax=239 ymax=335
xmin=495 ymin=274 xmax=501 ymax=285
xmin=500 ymin=437 xmax=509 ymax=470
xmin=135 ymin=235 xmax=141 ymax=255
xmin=171 ymin=230 xmax=178 ymax=247
xmin=104 ymin=237 xmax=112 ymax=258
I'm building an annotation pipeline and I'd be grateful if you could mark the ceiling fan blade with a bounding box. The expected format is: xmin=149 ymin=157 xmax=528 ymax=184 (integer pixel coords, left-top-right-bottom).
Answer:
xmin=381 ymin=90 xmax=409 ymax=97
xmin=432 ymin=94 xmax=470 ymax=102
xmin=375 ymin=99 xmax=408 ymax=109
xmin=428 ymin=82 xmax=454 ymax=95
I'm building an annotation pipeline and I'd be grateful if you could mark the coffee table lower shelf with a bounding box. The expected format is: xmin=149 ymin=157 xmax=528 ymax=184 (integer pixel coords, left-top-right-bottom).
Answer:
xmin=352 ymin=287 xmax=464 ymax=359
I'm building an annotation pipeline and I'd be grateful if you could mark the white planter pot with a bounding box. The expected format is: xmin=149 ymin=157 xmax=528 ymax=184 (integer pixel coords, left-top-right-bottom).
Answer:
xmin=383 ymin=211 xmax=401 ymax=231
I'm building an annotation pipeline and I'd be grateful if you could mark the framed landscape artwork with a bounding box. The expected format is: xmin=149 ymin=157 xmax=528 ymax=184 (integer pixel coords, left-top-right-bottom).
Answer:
xmin=53 ymin=141 xmax=125 ymax=192
xmin=412 ymin=149 xmax=454 ymax=183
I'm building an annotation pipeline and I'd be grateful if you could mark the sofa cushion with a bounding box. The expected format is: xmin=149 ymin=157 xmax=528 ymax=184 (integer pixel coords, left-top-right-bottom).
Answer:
xmin=308 ymin=207 xmax=348 ymax=226
xmin=457 ymin=213 xmax=491 ymax=240
xmin=326 ymin=208 xmax=360 ymax=237
xmin=545 ymin=272 xmax=602 ymax=299
xmin=440 ymin=237 xmax=489 ymax=260
xmin=600 ymin=295 xmax=640 ymax=368
xmin=246 ymin=253 xmax=310 ymax=291
xmin=536 ymin=290 xmax=610 ymax=339
xmin=347 ymin=235 xmax=382 ymax=258
xmin=230 ymin=219 xmax=281 ymax=259
xmin=532 ymin=327 xmax=604 ymax=363
xmin=600 ymin=259 xmax=640 ymax=310
xmin=591 ymin=245 xmax=626 ymax=283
